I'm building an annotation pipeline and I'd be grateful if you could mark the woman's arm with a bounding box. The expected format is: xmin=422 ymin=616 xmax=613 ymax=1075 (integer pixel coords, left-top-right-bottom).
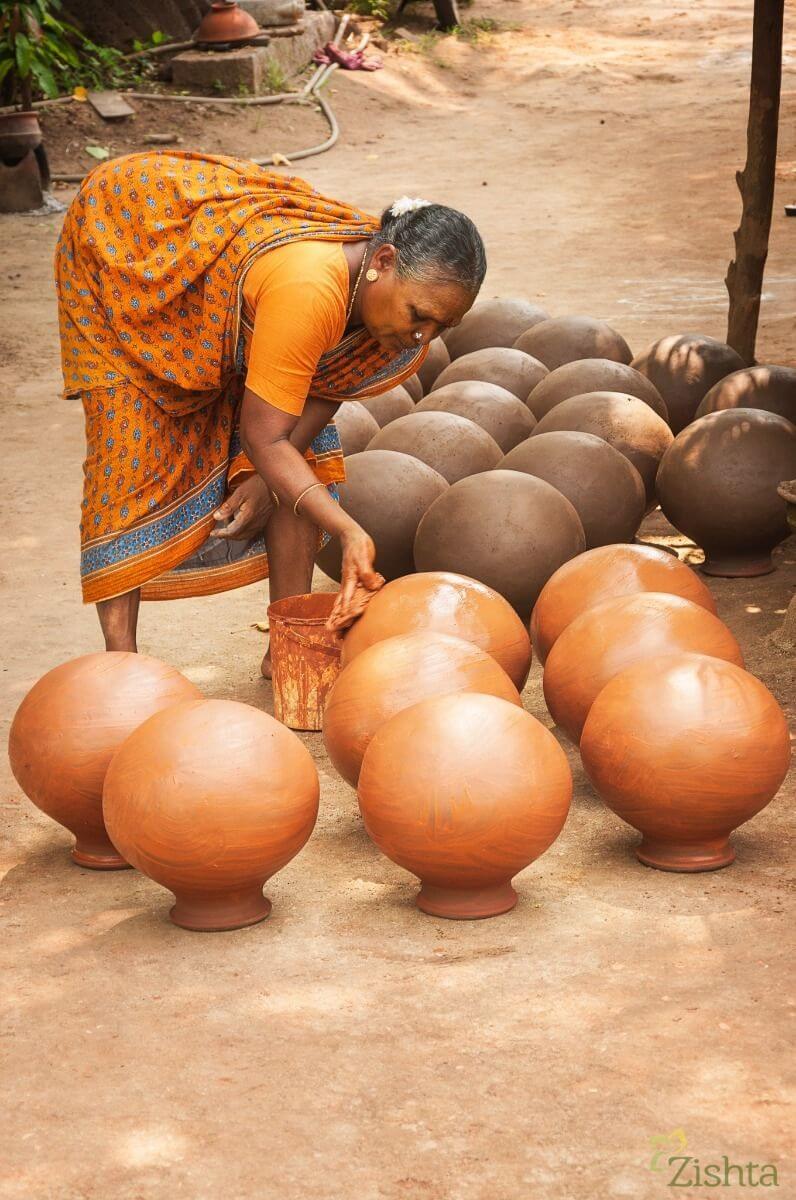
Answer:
xmin=238 ymin=390 xmax=383 ymax=627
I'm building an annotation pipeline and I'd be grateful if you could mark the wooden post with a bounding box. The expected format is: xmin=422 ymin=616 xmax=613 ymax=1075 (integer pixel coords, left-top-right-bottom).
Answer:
xmin=725 ymin=0 xmax=784 ymax=365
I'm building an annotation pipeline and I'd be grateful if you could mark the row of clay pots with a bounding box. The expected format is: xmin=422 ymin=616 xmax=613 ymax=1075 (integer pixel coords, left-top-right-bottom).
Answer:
xmin=8 ymin=654 xmax=322 ymax=930
xmin=404 ymin=297 xmax=795 ymax=437
xmin=529 ymin=544 xmax=791 ymax=872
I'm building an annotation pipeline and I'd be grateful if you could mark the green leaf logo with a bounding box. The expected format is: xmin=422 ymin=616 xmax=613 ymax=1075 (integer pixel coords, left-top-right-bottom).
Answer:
xmin=649 ymin=1129 xmax=688 ymax=1171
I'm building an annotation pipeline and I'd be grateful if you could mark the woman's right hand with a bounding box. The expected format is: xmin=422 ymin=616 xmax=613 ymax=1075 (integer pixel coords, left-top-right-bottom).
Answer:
xmin=327 ymin=527 xmax=385 ymax=632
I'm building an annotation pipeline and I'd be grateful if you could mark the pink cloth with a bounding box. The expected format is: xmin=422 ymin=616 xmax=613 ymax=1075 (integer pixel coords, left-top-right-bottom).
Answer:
xmin=312 ymin=42 xmax=383 ymax=70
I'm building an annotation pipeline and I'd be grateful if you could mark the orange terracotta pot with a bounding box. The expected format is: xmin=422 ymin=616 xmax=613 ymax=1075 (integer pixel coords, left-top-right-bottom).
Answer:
xmin=530 ymin=543 xmax=717 ymax=665
xmin=103 ymin=699 xmax=319 ymax=930
xmin=8 ymin=652 xmax=200 ymax=869
xmin=340 ymin=571 xmax=532 ymax=689
xmin=542 ymin=592 xmax=743 ymax=743
xmin=581 ymin=653 xmax=791 ymax=871
xmin=323 ymin=631 xmax=521 ymax=788
xmin=358 ymin=693 xmax=572 ymax=918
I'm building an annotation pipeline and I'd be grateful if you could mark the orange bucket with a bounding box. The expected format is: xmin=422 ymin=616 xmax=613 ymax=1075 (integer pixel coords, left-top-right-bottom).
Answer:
xmin=267 ymin=593 xmax=342 ymax=731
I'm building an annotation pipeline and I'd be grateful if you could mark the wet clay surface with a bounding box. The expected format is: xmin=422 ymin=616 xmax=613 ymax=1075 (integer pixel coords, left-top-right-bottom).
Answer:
xmin=1 ymin=0 xmax=795 ymax=1194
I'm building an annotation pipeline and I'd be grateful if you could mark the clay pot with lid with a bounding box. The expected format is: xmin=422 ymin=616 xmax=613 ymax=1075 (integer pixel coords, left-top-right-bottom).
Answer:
xmin=416 ymin=338 xmax=450 ymax=392
xmin=358 ymin=385 xmax=414 ymax=427
xmin=333 ymin=401 xmax=380 ymax=456
xmin=431 ymin=347 xmax=548 ymax=401
xmin=542 ymin=591 xmax=744 ymax=743
xmin=442 ymin=298 xmax=550 ymax=359
xmin=366 ymin=410 xmax=502 ymax=484
xmin=415 ymin=380 xmax=537 ymax=452
xmin=581 ymin=654 xmax=791 ymax=872
xmin=103 ymin=699 xmax=319 ymax=931
xmin=414 ymin=469 xmax=586 ymax=620
xmin=656 ymin=408 xmax=796 ymax=576
xmin=341 ymin=570 xmax=533 ymax=689
xmin=323 ymin=631 xmax=522 ymax=788
xmin=526 ymin=358 xmax=667 ymax=422
xmin=531 ymin=391 xmax=674 ymax=506
xmin=694 ymin=365 xmax=796 ymax=424
xmin=499 ymin=431 xmax=646 ymax=549
xmin=530 ymin=542 xmax=717 ymax=664
xmin=514 ymin=316 xmax=632 ymax=372
xmin=358 ymin=693 xmax=572 ymax=918
xmin=630 ymin=332 xmax=744 ymax=434
xmin=316 ymin=449 xmax=448 ymax=582
xmin=9 ymin=652 xmax=201 ymax=869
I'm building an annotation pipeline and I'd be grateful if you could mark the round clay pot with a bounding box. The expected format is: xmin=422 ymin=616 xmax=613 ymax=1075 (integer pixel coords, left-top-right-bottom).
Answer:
xmin=542 ymin=592 xmax=744 ymax=743
xmin=195 ymin=1 xmax=260 ymax=46
xmin=333 ymin=401 xmax=380 ymax=456
xmin=414 ymin=469 xmax=586 ymax=620
xmin=530 ymin=542 xmax=717 ymax=664
xmin=431 ymin=347 xmax=548 ymax=401
xmin=341 ymin=570 xmax=533 ymax=689
xmin=500 ymin=431 xmax=646 ymax=549
xmin=442 ymin=298 xmax=550 ymax=359
xmin=527 ymin=358 xmax=668 ymax=423
xmin=531 ymin=391 xmax=674 ymax=506
xmin=417 ymin=337 xmax=451 ymax=392
xmin=366 ymin=410 xmax=502 ymax=484
xmin=581 ymin=653 xmax=791 ymax=871
xmin=9 ymin=653 xmax=201 ymax=869
xmin=514 ymin=316 xmax=632 ymax=371
xmin=323 ymin=631 xmax=521 ymax=787
xmin=656 ymin=408 xmax=796 ymax=576
xmin=416 ymin=380 xmax=537 ymax=452
xmin=403 ymin=374 xmax=423 ymax=402
xmin=694 ymin=365 xmax=796 ymax=424
xmin=103 ymin=699 xmax=319 ymax=930
xmin=316 ymin=450 xmax=448 ymax=582
xmin=358 ymin=385 xmax=415 ymax=427
xmin=630 ymin=332 xmax=745 ymax=434
xmin=358 ymin=693 xmax=571 ymax=918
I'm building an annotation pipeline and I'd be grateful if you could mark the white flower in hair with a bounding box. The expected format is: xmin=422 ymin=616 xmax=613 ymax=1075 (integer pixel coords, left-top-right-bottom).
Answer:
xmin=390 ymin=196 xmax=433 ymax=217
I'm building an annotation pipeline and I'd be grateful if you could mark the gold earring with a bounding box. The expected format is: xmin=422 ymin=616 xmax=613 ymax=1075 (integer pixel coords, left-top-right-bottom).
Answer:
xmin=366 ymin=268 xmax=379 ymax=282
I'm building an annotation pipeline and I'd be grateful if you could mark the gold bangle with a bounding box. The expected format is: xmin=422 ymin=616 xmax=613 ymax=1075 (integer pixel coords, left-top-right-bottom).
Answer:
xmin=293 ymin=481 xmax=325 ymax=516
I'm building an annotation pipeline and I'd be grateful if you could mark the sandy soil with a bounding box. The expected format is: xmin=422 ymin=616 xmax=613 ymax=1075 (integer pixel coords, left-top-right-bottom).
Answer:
xmin=1 ymin=1 xmax=794 ymax=1197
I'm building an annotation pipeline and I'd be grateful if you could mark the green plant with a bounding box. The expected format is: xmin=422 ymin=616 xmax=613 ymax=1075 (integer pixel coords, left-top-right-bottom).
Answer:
xmin=345 ymin=0 xmax=392 ymax=22
xmin=263 ymin=58 xmax=287 ymax=95
xmin=0 ymin=0 xmax=81 ymax=109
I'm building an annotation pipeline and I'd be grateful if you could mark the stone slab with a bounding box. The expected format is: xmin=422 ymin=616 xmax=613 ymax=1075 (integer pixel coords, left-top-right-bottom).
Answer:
xmin=171 ymin=11 xmax=335 ymax=94
xmin=238 ymin=0 xmax=305 ymax=27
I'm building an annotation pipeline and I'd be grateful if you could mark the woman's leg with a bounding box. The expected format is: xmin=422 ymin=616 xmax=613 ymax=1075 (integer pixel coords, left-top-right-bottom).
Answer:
xmin=261 ymin=504 xmax=318 ymax=678
xmin=96 ymin=589 xmax=141 ymax=652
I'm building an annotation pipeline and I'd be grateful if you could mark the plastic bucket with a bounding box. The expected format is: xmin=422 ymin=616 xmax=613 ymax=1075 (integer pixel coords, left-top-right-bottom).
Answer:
xmin=267 ymin=592 xmax=342 ymax=731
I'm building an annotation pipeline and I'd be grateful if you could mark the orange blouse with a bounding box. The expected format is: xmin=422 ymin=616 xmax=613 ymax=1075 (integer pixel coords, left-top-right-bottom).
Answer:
xmin=241 ymin=239 xmax=350 ymax=417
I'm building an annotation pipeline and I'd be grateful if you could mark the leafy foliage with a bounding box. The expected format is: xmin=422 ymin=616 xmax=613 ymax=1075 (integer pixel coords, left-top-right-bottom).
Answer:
xmin=0 ymin=0 xmax=157 ymax=110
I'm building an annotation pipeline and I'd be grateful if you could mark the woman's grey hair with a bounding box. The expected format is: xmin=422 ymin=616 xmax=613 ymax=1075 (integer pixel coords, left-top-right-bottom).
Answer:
xmin=372 ymin=203 xmax=486 ymax=294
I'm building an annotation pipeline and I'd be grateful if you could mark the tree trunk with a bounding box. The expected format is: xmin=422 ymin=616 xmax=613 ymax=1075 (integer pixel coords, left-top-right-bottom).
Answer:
xmin=725 ymin=0 xmax=784 ymax=365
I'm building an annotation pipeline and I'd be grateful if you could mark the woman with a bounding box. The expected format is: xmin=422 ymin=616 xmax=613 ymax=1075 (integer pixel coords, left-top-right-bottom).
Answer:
xmin=55 ymin=151 xmax=486 ymax=670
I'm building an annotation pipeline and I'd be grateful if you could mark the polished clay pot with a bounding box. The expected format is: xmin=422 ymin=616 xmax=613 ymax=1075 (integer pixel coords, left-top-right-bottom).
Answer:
xmin=542 ymin=591 xmax=743 ymax=743
xmin=530 ymin=542 xmax=717 ymax=664
xmin=103 ymin=699 xmax=319 ymax=930
xmin=581 ymin=654 xmax=791 ymax=871
xmin=9 ymin=652 xmax=200 ymax=869
xmin=358 ymin=693 xmax=572 ymax=918
xmin=323 ymin=631 xmax=521 ymax=788
xmin=341 ymin=570 xmax=533 ymax=690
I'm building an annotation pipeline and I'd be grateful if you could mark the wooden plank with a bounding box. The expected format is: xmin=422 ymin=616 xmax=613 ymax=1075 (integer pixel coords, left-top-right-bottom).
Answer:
xmin=86 ymin=90 xmax=136 ymax=121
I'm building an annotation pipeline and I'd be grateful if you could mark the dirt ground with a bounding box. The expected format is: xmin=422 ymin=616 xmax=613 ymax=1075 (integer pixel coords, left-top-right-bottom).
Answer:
xmin=1 ymin=1 xmax=794 ymax=1197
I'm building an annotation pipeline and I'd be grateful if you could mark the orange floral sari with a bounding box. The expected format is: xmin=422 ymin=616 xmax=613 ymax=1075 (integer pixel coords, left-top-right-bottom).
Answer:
xmin=55 ymin=151 xmax=426 ymax=603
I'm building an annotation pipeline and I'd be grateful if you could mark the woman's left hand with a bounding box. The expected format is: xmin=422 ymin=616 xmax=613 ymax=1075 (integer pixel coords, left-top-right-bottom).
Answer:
xmin=213 ymin=475 xmax=274 ymax=540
